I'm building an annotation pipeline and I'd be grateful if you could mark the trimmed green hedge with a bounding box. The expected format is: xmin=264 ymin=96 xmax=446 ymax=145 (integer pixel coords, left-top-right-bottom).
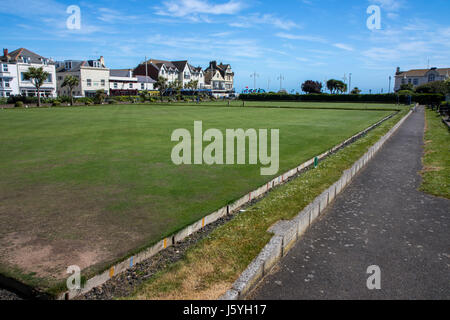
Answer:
xmin=239 ymin=93 xmax=444 ymax=105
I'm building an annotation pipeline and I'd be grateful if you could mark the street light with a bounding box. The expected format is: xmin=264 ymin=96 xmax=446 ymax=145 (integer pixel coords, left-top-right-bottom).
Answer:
xmin=277 ymin=74 xmax=285 ymax=91
xmin=250 ymin=72 xmax=259 ymax=90
xmin=348 ymin=73 xmax=352 ymax=94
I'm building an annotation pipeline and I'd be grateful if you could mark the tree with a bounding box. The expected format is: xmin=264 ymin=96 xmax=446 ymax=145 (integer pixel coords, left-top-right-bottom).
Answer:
xmin=351 ymin=87 xmax=361 ymax=94
xmin=154 ymin=76 xmax=168 ymax=101
xmin=332 ymin=80 xmax=347 ymax=94
xmin=400 ymin=83 xmax=414 ymax=91
xmin=94 ymin=89 xmax=106 ymax=105
xmin=61 ymin=75 xmax=79 ymax=106
xmin=22 ymin=67 xmax=50 ymax=107
xmin=415 ymin=80 xmax=447 ymax=95
xmin=326 ymin=79 xmax=337 ymax=94
xmin=326 ymin=79 xmax=346 ymax=94
xmin=301 ymin=80 xmax=322 ymax=94
xmin=171 ymin=79 xmax=183 ymax=97
xmin=445 ymin=78 xmax=450 ymax=94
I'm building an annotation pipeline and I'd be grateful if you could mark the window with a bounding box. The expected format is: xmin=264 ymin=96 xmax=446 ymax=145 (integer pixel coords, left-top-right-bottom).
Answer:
xmin=101 ymin=79 xmax=105 ymax=86
xmin=65 ymin=61 xmax=72 ymax=70
xmin=141 ymin=83 xmax=145 ymax=90
xmin=428 ymin=74 xmax=435 ymax=82
xmin=45 ymin=74 xmax=52 ymax=83
xmin=114 ymin=82 xmax=118 ymax=89
xmin=21 ymin=72 xmax=30 ymax=81
xmin=129 ymin=83 xmax=133 ymax=89
xmin=413 ymin=78 xmax=419 ymax=85
xmin=87 ymin=79 xmax=92 ymax=86
xmin=6 ymin=92 xmax=10 ymax=97
xmin=2 ymin=64 xmax=7 ymax=72
xmin=5 ymin=80 xmax=9 ymax=88
xmin=408 ymin=78 xmax=412 ymax=84
xmin=58 ymin=76 xmax=63 ymax=81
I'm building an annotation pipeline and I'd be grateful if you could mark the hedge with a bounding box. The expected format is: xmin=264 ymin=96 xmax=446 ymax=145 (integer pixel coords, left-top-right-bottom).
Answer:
xmin=239 ymin=93 xmax=444 ymax=105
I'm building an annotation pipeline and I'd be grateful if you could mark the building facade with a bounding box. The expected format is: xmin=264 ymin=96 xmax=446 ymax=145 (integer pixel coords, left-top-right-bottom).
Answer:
xmin=136 ymin=75 xmax=155 ymax=91
xmin=204 ymin=61 xmax=235 ymax=97
xmin=56 ymin=57 xmax=109 ymax=97
xmin=109 ymin=69 xmax=139 ymax=96
xmin=394 ymin=67 xmax=450 ymax=91
xmin=0 ymin=48 xmax=57 ymax=98
xmin=133 ymin=59 xmax=205 ymax=89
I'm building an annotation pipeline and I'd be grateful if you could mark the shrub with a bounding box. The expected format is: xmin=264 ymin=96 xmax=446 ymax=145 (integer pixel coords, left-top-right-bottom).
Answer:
xmin=239 ymin=92 xmax=445 ymax=105
xmin=52 ymin=100 xmax=61 ymax=107
xmin=94 ymin=90 xmax=106 ymax=104
xmin=415 ymin=81 xmax=447 ymax=95
xmin=84 ymin=99 xmax=93 ymax=105
xmin=0 ymin=97 xmax=7 ymax=105
xmin=15 ymin=101 xmax=24 ymax=108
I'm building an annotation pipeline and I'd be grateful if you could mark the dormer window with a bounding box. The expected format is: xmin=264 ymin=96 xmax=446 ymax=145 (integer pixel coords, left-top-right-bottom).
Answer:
xmin=65 ymin=61 xmax=72 ymax=70
xmin=428 ymin=74 xmax=435 ymax=82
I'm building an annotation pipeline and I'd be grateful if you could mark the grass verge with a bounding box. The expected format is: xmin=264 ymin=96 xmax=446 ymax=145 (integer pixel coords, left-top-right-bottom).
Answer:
xmin=420 ymin=109 xmax=450 ymax=199
xmin=126 ymin=109 xmax=408 ymax=300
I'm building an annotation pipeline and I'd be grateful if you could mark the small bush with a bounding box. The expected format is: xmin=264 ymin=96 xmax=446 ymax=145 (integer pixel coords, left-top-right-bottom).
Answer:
xmin=52 ymin=100 xmax=61 ymax=107
xmin=15 ymin=101 xmax=24 ymax=108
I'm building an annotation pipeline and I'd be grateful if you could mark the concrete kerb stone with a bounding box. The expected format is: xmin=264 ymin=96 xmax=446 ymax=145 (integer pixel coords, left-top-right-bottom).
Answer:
xmin=219 ymin=289 xmax=239 ymax=300
xmin=269 ymin=220 xmax=298 ymax=256
xmin=232 ymin=257 xmax=265 ymax=297
xmin=309 ymin=198 xmax=320 ymax=224
xmin=318 ymin=192 xmax=328 ymax=214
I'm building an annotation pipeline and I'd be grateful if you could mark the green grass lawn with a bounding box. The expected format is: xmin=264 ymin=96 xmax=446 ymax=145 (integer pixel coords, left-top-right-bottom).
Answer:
xmin=420 ymin=109 xmax=450 ymax=198
xmin=0 ymin=103 xmax=393 ymax=291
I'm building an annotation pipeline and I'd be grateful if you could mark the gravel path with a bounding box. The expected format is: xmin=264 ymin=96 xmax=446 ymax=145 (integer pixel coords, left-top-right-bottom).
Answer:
xmin=250 ymin=107 xmax=450 ymax=300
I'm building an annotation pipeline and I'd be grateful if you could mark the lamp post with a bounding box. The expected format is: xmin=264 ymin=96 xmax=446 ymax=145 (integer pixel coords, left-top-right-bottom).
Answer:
xmin=388 ymin=76 xmax=392 ymax=93
xmin=277 ymin=75 xmax=285 ymax=91
xmin=250 ymin=72 xmax=259 ymax=90
xmin=348 ymin=73 xmax=352 ymax=94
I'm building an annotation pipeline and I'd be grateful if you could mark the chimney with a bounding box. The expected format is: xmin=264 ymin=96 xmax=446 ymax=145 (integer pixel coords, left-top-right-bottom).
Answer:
xmin=210 ymin=61 xmax=217 ymax=69
xmin=396 ymin=67 xmax=401 ymax=75
xmin=99 ymin=56 xmax=105 ymax=67
xmin=3 ymin=48 xmax=8 ymax=57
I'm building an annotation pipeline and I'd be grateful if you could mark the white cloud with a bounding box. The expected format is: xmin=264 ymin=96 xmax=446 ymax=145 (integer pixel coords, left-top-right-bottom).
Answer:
xmin=97 ymin=8 xmax=139 ymax=23
xmin=229 ymin=13 xmax=300 ymax=30
xmin=155 ymin=0 xmax=244 ymax=17
xmin=275 ymin=32 xmax=326 ymax=43
xmin=369 ymin=0 xmax=404 ymax=11
xmin=333 ymin=43 xmax=354 ymax=51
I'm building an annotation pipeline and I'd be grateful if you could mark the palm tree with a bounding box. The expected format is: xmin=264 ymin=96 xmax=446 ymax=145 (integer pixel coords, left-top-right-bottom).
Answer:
xmin=154 ymin=76 xmax=168 ymax=102
xmin=171 ymin=79 xmax=183 ymax=98
xmin=61 ymin=75 xmax=79 ymax=106
xmin=23 ymin=67 xmax=50 ymax=107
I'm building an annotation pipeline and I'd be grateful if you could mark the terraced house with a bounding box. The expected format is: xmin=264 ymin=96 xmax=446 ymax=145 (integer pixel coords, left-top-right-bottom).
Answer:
xmin=56 ymin=56 xmax=109 ymax=97
xmin=134 ymin=59 xmax=205 ymax=89
xmin=0 ymin=48 xmax=56 ymax=98
xmin=394 ymin=66 xmax=450 ymax=91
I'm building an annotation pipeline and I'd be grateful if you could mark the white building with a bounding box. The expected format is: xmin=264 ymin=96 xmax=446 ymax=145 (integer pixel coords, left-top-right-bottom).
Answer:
xmin=394 ymin=66 xmax=450 ymax=91
xmin=204 ymin=61 xmax=235 ymax=98
xmin=0 ymin=48 xmax=57 ymax=98
xmin=133 ymin=59 xmax=205 ymax=89
xmin=56 ymin=57 xmax=109 ymax=97
xmin=136 ymin=75 xmax=155 ymax=91
xmin=109 ymin=69 xmax=139 ymax=96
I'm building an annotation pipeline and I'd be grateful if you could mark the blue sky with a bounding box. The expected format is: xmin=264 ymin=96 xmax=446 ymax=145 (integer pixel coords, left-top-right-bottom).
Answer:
xmin=1 ymin=0 xmax=449 ymax=93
